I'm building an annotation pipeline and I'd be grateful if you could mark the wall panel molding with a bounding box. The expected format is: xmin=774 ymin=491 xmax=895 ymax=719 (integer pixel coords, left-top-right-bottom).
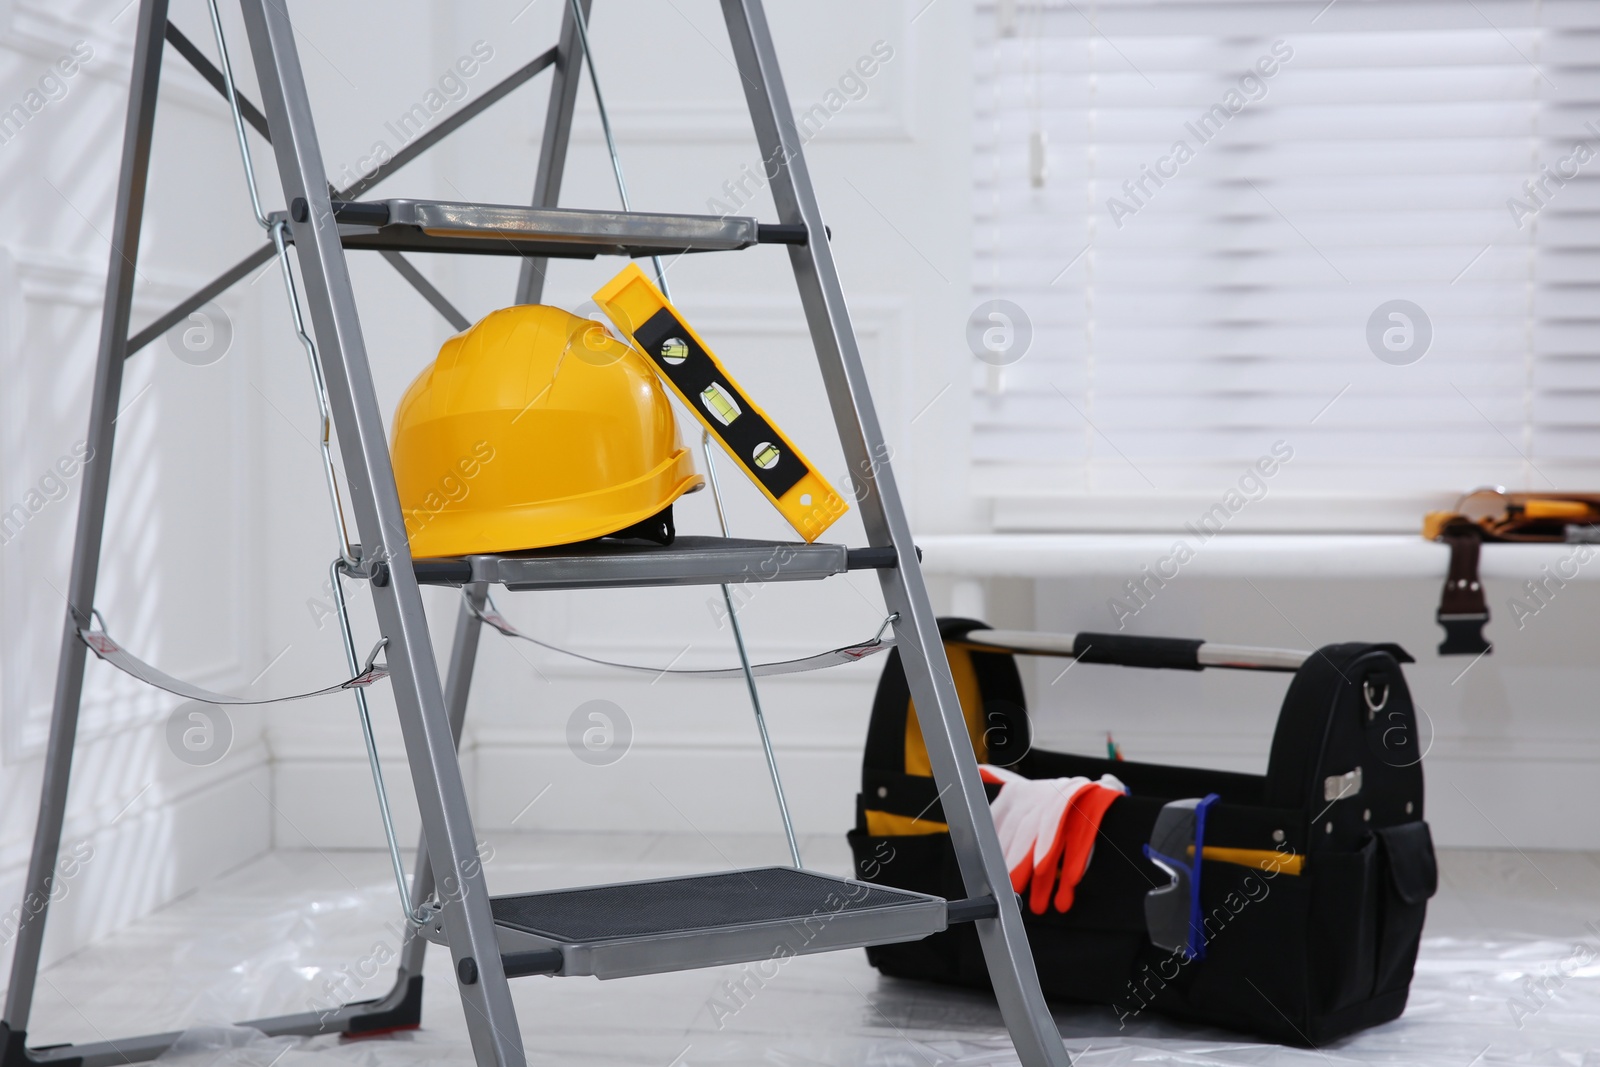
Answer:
xmin=0 ymin=252 xmax=252 ymax=763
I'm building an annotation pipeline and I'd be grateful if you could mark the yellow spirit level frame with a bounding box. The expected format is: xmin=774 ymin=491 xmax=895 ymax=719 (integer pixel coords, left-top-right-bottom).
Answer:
xmin=594 ymin=263 xmax=848 ymax=541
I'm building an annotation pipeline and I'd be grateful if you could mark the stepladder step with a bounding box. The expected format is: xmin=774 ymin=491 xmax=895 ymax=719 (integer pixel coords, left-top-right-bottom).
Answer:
xmin=415 ymin=867 xmax=949 ymax=980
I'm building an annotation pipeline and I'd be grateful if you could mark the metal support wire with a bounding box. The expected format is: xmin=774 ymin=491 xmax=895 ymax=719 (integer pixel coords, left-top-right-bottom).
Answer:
xmin=702 ymin=433 xmax=801 ymax=866
xmin=207 ymin=0 xmax=418 ymax=923
xmin=206 ymin=0 xmax=267 ymax=227
xmin=207 ymin=0 xmax=355 ymax=568
xmin=331 ymin=560 xmax=420 ymax=923
xmin=269 ymin=220 xmax=358 ymax=568
xmin=568 ymin=0 xmax=801 ymax=868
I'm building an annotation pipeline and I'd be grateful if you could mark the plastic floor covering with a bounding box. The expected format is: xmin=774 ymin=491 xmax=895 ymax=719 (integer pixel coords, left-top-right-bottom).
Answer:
xmin=13 ymin=836 xmax=1600 ymax=1066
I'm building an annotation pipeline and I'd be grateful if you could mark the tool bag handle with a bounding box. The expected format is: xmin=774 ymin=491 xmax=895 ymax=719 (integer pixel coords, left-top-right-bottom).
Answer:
xmin=964 ymin=629 xmax=1309 ymax=673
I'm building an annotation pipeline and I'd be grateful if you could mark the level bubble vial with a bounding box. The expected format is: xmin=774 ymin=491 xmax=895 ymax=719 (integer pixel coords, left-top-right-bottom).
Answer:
xmin=660 ymin=337 xmax=689 ymax=364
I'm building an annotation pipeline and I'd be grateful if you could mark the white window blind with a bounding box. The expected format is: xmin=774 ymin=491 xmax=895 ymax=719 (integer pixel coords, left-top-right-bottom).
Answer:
xmin=973 ymin=0 xmax=1600 ymax=531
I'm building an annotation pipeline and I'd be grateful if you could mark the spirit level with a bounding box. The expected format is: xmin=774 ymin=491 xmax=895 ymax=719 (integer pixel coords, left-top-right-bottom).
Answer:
xmin=594 ymin=263 xmax=848 ymax=541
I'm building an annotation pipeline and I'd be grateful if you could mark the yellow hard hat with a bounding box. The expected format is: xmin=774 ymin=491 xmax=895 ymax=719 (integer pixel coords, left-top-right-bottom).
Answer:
xmin=391 ymin=304 xmax=703 ymax=558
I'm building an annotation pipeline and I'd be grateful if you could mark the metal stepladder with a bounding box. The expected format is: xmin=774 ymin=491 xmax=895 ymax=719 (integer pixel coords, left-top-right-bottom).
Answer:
xmin=1 ymin=1 xmax=1071 ymax=1065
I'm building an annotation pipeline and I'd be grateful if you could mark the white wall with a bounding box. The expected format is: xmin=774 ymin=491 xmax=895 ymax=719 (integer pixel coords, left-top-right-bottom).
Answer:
xmin=0 ymin=0 xmax=284 ymax=981
xmin=257 ymin=0 xmax=978 ymax=854
xmin=923 ymin=537 xmax=1600 ymax=849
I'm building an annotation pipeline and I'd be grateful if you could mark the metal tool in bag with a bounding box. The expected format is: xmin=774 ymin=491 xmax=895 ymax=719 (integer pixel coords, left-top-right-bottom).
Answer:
xmin=1143 ymin=795 xmax=1220 ymax=959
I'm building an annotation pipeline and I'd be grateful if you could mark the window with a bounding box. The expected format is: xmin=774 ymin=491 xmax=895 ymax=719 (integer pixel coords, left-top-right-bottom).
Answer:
xmin=973 ymin=0 xmax=1600 ymax=532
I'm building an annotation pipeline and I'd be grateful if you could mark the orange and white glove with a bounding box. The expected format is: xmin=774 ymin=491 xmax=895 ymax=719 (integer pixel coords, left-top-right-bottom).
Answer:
xmin=979 ymin=766 xmax=1127 ymax=915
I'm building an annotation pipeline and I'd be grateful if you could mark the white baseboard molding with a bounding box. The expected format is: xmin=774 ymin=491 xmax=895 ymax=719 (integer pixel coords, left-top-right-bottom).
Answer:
xmin=0 ymin=756 xmax=272 ymax=982
xmin=271 ymin=740 xmax=860 ymax=847
xmin=269 ymin=740 xmax=1600 ymax=851
xmin=270 ymin=757 xmax=426 ymax=852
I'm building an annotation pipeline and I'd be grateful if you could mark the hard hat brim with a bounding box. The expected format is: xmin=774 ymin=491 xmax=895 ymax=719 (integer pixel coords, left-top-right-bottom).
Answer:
xmin=406 ymin=448 xmax=704 ymax=558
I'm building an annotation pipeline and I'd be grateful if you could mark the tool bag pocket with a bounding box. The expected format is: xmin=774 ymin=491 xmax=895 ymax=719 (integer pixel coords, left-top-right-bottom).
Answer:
xmin=1153 ymin=854 xmax=1314 ymax=1039
xmin=1309 ymin=835 xmax=1381 ymax=1012
xmin=1303 ymin=822 xmax=1436 ymax=1012
xmin=846 ymin=817 xmax=1155 ymax=1004
xmin=1374 ymin=821 xmax=1437 ymax=994
xmin=1145 ymin=822 xmax=1435 ymax=1045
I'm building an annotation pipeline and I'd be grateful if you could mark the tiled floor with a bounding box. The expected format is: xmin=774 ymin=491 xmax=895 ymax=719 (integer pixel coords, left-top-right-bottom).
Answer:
xmin=18 ymin=834 xmax=1600 ymax=1065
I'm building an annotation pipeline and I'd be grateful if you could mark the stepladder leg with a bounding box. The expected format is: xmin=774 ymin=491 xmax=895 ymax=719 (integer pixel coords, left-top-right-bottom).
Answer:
xmin=2 ymin=0 xmax=169 ymax=1047
xmin=717 ymin=2 xmax=1068 ymax=1063
xmin=395 ymin=584 xmax=488 ymax=985
xmin=236 ymin=3 xmax=523 ymax=1063
xmin=892 ymin=618 xmax=1070 ymax=1067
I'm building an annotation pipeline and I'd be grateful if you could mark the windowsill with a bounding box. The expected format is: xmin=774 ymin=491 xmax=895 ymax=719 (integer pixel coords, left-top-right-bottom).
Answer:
xmin=916 ymin=533 xmax=1600 ymax=580
xmin=986 ymin=493 xmax=1467 ymax=535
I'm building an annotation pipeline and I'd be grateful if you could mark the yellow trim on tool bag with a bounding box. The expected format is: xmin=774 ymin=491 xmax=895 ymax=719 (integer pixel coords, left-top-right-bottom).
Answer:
xmin=863 ymin=810 xmax=950 ymax=836
xmin=904 ymin=642 xmax=989 ymax=777
xmin=593 ymin=263 xmax=848 ymax=541
xmin=1188 ymin=845 xmax=1304 ymax=876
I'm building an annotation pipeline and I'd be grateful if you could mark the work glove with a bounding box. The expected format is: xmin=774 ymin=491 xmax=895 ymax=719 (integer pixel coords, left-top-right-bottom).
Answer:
xmin=979 ymin=765 xmax=1127 ymax=915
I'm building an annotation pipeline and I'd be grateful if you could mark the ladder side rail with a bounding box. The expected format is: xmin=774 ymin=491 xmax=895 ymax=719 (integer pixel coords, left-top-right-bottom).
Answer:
xmin=392 ymin=583 xmax=490 ymax=996
xmin=716 ymin=4 xmax=1070 ymax=1066
xmin=515 ymin=0 xmax=592 ymax=305
xmin=234 ymin=4 xmax=524 ymax=1065
xmin=1 ymin=0 xmax=171 ymax=1043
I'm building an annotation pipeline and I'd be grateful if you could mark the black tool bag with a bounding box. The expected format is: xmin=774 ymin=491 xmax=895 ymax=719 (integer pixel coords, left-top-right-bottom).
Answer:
xmin=847 ymin=618 xmax=1437 ymax=1046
